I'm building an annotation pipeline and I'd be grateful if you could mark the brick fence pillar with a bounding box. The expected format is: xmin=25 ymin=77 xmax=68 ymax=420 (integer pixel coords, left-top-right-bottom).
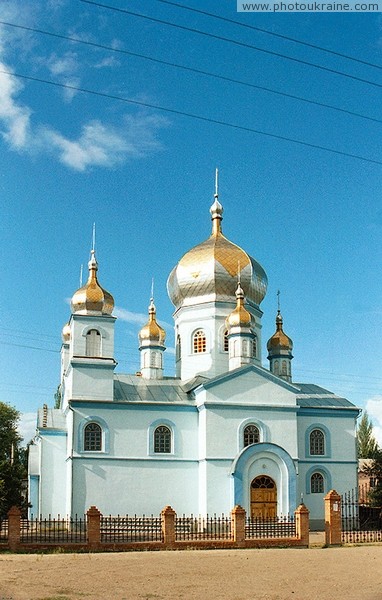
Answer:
xmin=8 ymin=506 xmax=21 ymax=551
xmin=325 ymin=489 xmax=342 ymax=546
xmin=294 ymin=503 xmax=310 ymax=547
xmin=87 ymin=505 xmax=101 ymax=549
xmin=161 ymin=505 xmax=176 ymax=547
xmin=231 ymin=505 xmax=246 ymax=545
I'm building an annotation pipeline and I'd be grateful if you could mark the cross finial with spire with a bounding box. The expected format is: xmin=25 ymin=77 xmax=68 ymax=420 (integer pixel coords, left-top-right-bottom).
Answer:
xmin=92 ymin=222 xmax=96 ymax=253
xmin=214 ymin=167 xmax=219 ymax=199
xmin=277 ymin=289 xmax=281 ymax=312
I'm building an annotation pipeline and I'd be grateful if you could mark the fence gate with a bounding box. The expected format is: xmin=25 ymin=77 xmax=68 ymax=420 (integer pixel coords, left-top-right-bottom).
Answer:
xmin=341 ymin=486 xmax=382 ymax=543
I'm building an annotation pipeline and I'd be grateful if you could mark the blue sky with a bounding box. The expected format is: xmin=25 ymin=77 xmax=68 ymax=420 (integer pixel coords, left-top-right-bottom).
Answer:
xmin=0 ymin=0 xmax=381 ymax=444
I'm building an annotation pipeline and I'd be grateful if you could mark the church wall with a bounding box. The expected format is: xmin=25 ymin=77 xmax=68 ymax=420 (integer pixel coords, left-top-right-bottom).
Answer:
xmin=69 ymin=364 xmax=115 ymax=401
xmin=199 ymin=373 xmax=298 ymax=408
xmin=71 ymin=458 xmax=199 ymax=515
xmin=200 ymin=406 xmax=298 ymax=460
xmin=297 ymin=412 xmax=358 ymax=462
xmin=71 ymin=404 xmax=199 ymax=458
xmin=70 ymin=315 xmax=115 ymax=358
xmin=39 ymin=432 xmax=67 ymax=517
xmin=296 ymin=411 xmax=358 ymax=526
xmin=199 ymin=459 xmax=233 ymax=515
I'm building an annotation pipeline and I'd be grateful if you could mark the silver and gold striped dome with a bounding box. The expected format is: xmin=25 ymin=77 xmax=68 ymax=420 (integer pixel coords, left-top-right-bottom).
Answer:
xmin=167 ymin=197 xmax=267 ymax=310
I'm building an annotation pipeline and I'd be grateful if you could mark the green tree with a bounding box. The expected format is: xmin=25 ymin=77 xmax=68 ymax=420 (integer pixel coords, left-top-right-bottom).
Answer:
xmin=357 ymin=411 xmax=379 ymax=458
xmin=362 ymin=449 xmax=382 ymax=506
xmin=0 ymin=402 xmax=27 ymax=517
xmin=54 ymin=384 xmax=62 ymax=409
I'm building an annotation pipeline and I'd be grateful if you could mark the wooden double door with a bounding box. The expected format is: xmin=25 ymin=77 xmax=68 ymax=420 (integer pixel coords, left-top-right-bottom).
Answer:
xmin=250 ymin=475 xmax=277 ymax=519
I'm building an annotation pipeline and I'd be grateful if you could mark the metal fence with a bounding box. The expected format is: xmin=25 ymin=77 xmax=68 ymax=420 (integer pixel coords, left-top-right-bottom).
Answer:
xmin=21 ymin=515 xmax=87 ymax=544
xmin=100 ymin=515 xmax=163 ymax=543
xmin=175 ymin=514 xmax=232 ymax=541
xmin=245 ymin=515 xmax=296 ymax=539
xmin=0 ymin=519 xmax=8 ymax=543
xmin=342 ymin=487 xmax=382 ymax=544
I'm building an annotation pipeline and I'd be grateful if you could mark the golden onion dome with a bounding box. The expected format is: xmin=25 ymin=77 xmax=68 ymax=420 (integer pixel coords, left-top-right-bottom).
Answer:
xmin=139 ymin=298 xmax=166 ymax=346
xmin=61 ymin=322 xmax=71 ymax=343
xmin=71 ymin=250 xmax=114 ymax=315
xmin=226 ymin=283 xmax=252 ymax=329
xmin=167 ymin=195 xmax=267 ymax=310
xmin=267 ymin=311 xmax=293 ymax=352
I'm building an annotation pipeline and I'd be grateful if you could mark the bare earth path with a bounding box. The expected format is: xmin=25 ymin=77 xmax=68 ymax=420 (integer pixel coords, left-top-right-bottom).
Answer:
xmin=1 ymin=546 xmax=382 ymax=600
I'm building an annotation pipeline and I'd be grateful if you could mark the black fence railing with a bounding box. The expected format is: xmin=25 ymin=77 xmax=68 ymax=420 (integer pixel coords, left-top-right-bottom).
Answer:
xmin=245 ymin=515 xmax=296 ymax=539
xmin=175 ymin=514 xmax=232 ymax=541
xmin=21 ymin=515 xmax=87 ymax=544
xmin=0 ymin=519 xmax=8 ymax=543
xmin=342 ymin=487 xmax=382 ymax=544
xmin=100 ymin=515 xmax=163 ymax=543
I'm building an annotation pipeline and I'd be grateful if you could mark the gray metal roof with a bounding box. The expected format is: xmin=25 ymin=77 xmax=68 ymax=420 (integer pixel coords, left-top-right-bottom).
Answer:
xmin=113 ymin=374 xmax=197 ymax=404
xmin=295 ymin=383 xmax=357 ymax=409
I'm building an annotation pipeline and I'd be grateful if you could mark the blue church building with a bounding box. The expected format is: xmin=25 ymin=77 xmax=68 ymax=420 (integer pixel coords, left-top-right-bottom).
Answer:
xmin=28 ymin=181 xmax=359 ymax=528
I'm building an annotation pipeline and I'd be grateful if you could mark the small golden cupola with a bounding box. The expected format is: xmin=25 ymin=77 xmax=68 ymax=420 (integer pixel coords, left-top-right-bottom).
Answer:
xmin=138 ymin=297 xmax=166 ymax=380
xmin=226 ymin=282 xmax=252 ymax=330
xmin=61 ymin=322 xmax=71 ymax=343
xmin=267 ymin=310 xmax=293 ymax=382
xmin=225 ymin=282 xmax=256 ymax=371
xmin=70 ymin=250 xmax=114 ymax=316
xmin=138 ymin=298 xmax=166 ymax=347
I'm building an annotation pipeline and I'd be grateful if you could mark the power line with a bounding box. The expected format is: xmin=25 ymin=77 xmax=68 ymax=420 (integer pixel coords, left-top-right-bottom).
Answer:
xmin=0 ymin=340 xmax=59 ymax=353
xmin=2 ymin=69 xmax=382 ymax=166
xmin=79 ymin=0 xmax=382 ymax=90
xmin=1 ymin=20 xmax=380 ymax=126
xmin=154 ymin=0 xmax=382 ymax=71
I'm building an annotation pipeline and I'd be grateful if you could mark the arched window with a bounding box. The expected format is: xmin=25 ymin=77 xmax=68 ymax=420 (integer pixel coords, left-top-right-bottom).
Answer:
xmin=84 ymin=422 xmax=102 ymax=451
xmin=223 ymin=329 xmax=229 ymax=352
xmin=176 ymin=334 xmax=181 ymax=361
xmin=244 ymin=424 xmax=260 ymax=447
xmin=193 ymin=330 xmax=206 ymax=354
xmin=282 ymin=360 xmax=287 ymax=375
xmin=310 ymin=472 xmax=324 ymax=494
xmin=273 ymin=360 xmax=279 ymax=375
xmin=252 ymin=336 xmax=257 ymax=358
xmin=86 ymin=329 xmax=101 ymax=357
xmin=154 ymin=425 xmax=171 ymax=453
xmin=310 ymin=429 xmax=325 ymax=455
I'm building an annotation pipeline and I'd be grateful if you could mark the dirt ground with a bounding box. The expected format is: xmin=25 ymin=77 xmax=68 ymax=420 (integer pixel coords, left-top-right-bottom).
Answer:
xmin=0 ymin=545 xmax=381 ymax=600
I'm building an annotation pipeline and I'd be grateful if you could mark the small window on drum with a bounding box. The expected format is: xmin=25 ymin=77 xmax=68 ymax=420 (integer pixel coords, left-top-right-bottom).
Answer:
xmin=252 ymin=336 xmax=257 ymax=358
xmin=193 ymin=330 xmax=206 ymax=354
xmin=86 ymin=329 xmax=101 ymax=357
xmin=223 ymin=329 xmax=229 ymax=352
xmin=176 ymin=334 xmax=181 ymax=360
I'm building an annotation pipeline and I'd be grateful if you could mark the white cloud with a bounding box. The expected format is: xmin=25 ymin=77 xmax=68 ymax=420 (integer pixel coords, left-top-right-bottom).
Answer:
xmin=0 ymin=63 xmax=168 ymax=170
xmin=0 ymin=9 xmax=169 ymax=172
xmin=365 ymin=396 xmax=382 ymax=447
xmin=94 ymin=56 xmax=120 ymax=69
xmin=0 ymin=65 xmax=32 ymax=149
xmin=18 ymin=412 xmax=37 ymax=444
xmin=114 ymin=307 xmax=149 ymax=326
xmin=47 ymin=52 xmax=79 ymax=77
xmin=43 ymin=120 xmax=133 ymax=171
xmin=114 ymin=306 xmax=172 ymax=331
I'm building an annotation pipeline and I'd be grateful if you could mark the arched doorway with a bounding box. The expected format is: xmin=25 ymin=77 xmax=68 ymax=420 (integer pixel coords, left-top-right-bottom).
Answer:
xmin=250 ymin=475 xmax=277 ymax=518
